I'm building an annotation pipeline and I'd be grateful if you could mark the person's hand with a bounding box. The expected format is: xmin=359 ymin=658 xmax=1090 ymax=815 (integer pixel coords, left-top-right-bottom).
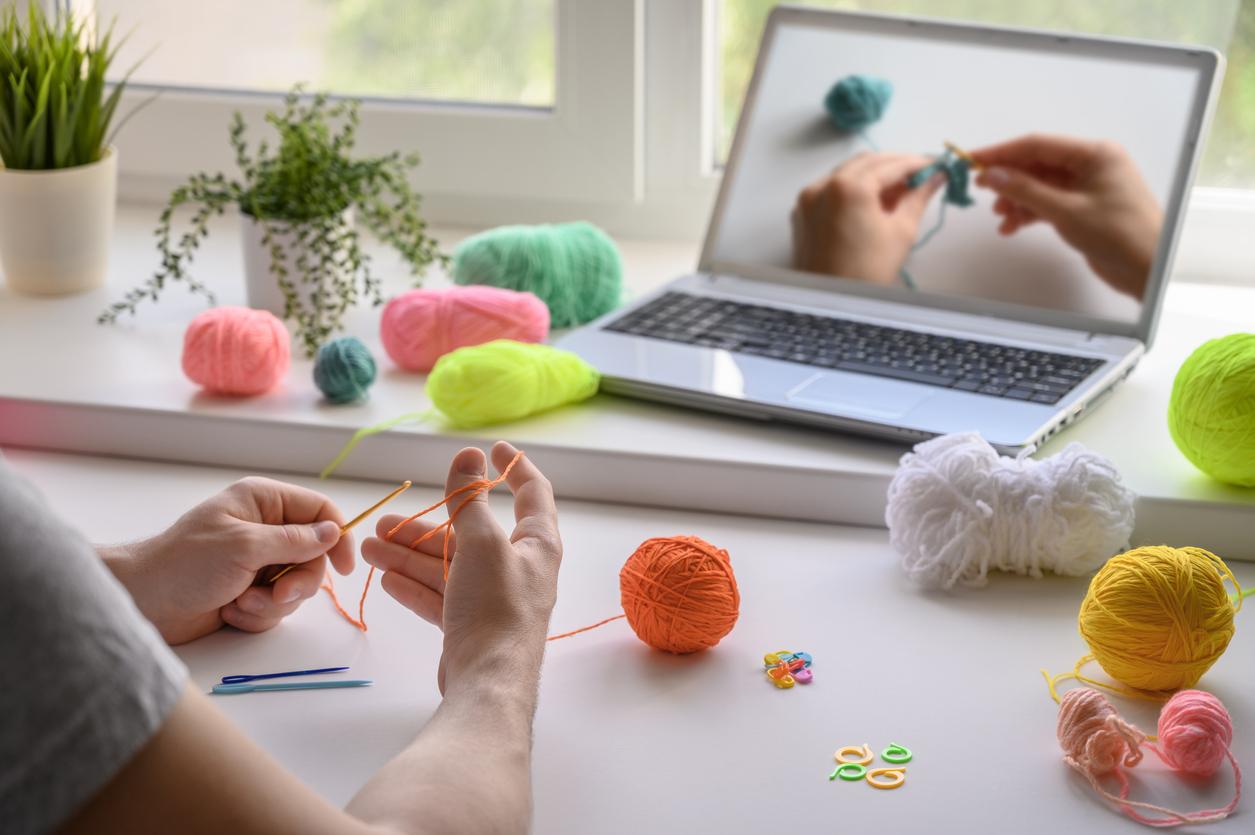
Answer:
xmin=792 ymin=151 xmax=944 ymax=285
xmin=360 ymin=441 xmax=561 ymax=695
xmin=101 ymin=478 xmax=354 ymax=645
xmin=970 ymin=134 xmax=1162 ymax=299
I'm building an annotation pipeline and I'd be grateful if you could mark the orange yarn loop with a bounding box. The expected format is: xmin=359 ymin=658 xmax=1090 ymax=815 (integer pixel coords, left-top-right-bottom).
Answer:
xmin=321 ymin=451 xmax=524 ymax=631
xmin=618 ymin=535 xmax=740 ymax=654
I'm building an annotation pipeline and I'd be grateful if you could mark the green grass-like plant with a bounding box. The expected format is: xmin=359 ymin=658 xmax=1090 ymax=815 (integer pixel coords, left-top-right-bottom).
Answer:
xmin=99 ymin=87 xmax=445 ymax=357
xmin=0 ymin=4 xmax=139 ymax=170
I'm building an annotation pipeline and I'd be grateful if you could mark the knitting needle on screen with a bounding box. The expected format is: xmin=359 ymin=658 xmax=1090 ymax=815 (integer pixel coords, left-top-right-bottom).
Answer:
xmin=265 ymin=480 xmax=412 ymax=584
xmin=943 ymin=140 xmax=983 ymax=171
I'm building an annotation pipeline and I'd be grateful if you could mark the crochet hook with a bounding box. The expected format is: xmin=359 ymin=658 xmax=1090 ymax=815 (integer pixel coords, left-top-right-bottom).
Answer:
xmin=211 ymin=679 xmax=373 ymax=695
xmin=267 ymin=480 xmax=412 ymax=584
xmin=943 ymin=140 xmax=984 ymax=171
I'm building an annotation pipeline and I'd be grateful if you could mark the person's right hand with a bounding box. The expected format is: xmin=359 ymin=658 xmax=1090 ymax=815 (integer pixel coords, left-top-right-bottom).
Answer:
xmin=970 ymin=134 xmax=1162 ymax=299
xmin=360 ymin=441 xmax=562 ymax=695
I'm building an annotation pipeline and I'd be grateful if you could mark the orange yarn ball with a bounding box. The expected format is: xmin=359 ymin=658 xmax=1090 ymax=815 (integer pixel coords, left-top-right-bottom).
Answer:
xmin=619 ymin=535 xmax=740 ymax=654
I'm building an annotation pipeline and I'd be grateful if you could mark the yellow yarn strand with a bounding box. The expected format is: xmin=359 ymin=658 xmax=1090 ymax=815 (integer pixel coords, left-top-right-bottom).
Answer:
xmin=1046 ymin=546 xmax=1243 ymax=703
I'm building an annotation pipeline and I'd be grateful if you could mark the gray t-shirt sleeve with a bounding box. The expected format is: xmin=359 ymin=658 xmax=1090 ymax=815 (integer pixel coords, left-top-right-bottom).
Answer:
xmin=0 ymin=457 xmax=187 ymax=835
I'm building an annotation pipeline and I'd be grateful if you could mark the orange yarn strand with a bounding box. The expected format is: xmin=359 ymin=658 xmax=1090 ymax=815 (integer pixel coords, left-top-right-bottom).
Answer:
xmin=546 ymin=613 xmax=626 ymax=641
xmin=322 ymin=451 xmax=525 ymax=631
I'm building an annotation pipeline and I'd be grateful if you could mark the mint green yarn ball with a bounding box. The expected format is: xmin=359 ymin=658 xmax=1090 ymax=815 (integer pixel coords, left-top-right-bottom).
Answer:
xmin=1167 ymin=333 xmax=1255 ymax=487
xmin=452 ymin=222 xmax=623 ymax=328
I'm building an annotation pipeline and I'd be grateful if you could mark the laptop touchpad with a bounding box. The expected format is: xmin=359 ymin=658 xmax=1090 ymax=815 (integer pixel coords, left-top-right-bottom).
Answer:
xmin=786 ymin=372 xmax=934 ymax=419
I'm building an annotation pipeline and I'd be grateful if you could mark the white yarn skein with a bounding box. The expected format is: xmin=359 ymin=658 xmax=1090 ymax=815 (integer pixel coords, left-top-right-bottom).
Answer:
xmin=885 ymin=432 xmax=1136 ymax=590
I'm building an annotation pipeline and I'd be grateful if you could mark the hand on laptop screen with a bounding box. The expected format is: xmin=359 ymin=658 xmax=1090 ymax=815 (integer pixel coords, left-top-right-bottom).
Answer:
xmin=791 ymin=135 xmax=1162 ymax=302
xmin=970 ymin=134 xmax=1162 ymax=301
xmin=791 ymin=152 xmax=944 ymax=285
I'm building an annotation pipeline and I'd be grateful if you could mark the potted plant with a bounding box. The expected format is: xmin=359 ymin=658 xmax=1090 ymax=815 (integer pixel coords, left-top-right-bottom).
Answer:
xmin=99 ymin=87 xmax=444 ymax=357
xmin=0 ymin=4 xmax=139 ymax=295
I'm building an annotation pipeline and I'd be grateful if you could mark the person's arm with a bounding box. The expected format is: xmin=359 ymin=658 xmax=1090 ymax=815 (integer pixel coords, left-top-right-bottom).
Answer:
xmin=61 ymin=442 xmax=559 ymax=835
xmin=969 ymin=133 xmax=1162 ymax=300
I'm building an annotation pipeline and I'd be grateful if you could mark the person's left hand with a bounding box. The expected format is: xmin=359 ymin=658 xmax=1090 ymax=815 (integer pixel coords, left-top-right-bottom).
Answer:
xmin=101 ymin=478 xmax=354 ymax=645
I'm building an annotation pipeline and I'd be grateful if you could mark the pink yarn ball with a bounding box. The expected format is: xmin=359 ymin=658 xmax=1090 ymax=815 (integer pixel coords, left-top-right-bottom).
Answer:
xmin=182 ymin=306 xmax=291 ymax=396
xmin=380 ymin=286 xmax=550 ymax=373
xmin=1156 ymin=690 xmax=1234 ymax=778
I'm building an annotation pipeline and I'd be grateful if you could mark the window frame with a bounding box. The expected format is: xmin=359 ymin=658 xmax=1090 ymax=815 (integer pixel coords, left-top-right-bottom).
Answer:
xmin=72 ymin=0 xmax=1255 ymax=285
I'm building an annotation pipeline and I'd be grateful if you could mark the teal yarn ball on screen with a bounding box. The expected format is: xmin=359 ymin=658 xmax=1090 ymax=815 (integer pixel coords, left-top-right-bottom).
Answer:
xmin=314 ymin=336 xmax=377 ymax=404
xmin=452 ymin=222 xmax=623 ymax=328
xmin=1168 ymin=333 xmax=1255 ymax=487
xmin=824 ymin=74 xmax=893 ymax=132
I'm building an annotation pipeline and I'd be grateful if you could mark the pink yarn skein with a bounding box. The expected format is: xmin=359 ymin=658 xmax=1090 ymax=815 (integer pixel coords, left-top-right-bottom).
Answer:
xmin=182 ymin=307 xmax=291 ymax=396
xmin=1056 ymin=687 xmax=1241 ymax=827
xmin=380 ymin=286 xmax=550 ymax=373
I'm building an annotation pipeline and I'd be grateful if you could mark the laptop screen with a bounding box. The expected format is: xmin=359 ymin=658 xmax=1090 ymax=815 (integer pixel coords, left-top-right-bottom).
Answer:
xmin=703 ymin=12 xmax=1216 ymax=333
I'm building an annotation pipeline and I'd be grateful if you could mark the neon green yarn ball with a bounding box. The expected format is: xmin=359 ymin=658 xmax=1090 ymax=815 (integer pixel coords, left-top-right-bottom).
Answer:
xmin=452 ymin=222 xmax=623 ymax=328
xmin=1168 ymin=333 xmax=1255 ymax=486
xmin=425 ymin=339 xmax=600 ymax=428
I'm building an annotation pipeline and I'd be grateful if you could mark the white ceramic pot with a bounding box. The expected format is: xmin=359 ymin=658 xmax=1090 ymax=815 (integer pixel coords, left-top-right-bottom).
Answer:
xmin=240 ymin=209 xmax=353 ymax=317
xmin=0 ymin=146 xmax=117 ymax=295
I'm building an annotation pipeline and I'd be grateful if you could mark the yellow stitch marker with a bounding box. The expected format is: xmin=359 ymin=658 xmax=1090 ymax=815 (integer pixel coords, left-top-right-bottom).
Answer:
xmin=943 ymin=140 xmax=983 ymax=171
xmin=267 ymin=480 xmax=412 ymax=584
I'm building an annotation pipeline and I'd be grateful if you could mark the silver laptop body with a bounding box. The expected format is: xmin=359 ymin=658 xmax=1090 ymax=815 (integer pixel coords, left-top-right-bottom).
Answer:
xmin=560 ymin=7 xmax=1221 ymax=454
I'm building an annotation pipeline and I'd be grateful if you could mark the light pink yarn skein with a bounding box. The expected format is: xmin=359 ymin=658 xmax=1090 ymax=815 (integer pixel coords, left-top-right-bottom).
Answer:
xmin=380 ymin=286 xmax=550 ymax=373
xmin=182 ymin=306 xmax=291 ymax=396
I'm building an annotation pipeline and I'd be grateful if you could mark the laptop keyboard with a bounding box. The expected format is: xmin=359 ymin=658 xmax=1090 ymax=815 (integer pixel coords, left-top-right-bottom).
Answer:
xmin=602 ymin=292 xmax=1103 ymax=405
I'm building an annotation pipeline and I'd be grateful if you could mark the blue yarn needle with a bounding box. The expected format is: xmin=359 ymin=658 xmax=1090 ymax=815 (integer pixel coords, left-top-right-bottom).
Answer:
xmin=211 ymin=679 xmax=373 ymax=695
xmin=220 ymin=666 xmax=350 ymax=684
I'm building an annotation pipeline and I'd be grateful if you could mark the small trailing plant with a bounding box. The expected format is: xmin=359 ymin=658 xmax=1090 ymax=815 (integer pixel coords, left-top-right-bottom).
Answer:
xmin=100 ymin=87 xmax=444 ymax=356
xmin=0 ymin=3 xmax=142 ymax=169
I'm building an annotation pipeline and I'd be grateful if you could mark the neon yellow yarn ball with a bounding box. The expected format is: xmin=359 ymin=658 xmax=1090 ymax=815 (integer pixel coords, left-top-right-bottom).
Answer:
xmin=1168 ymin=333 xmax=1255 ymax=486
xmin=1078 ymin=546 xmax=1239 ymax=695
xmin=425 ymin=339 xmax=600 ymax=428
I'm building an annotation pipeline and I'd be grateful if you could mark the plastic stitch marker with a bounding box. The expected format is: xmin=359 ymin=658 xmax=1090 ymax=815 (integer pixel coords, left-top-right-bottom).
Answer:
xmin=220 ymin=666 xmax=350 ymax=685
xmin=834 ymin=744 xmax=873 ymax=766
xmin=211 ymin=679 xmax=373 ymax=695
xmin=866 ymin=767 xmax=906 ymax=790
xmin=832 ymin=763 xmax=867 ymax=781
xmin=881 ymin=743 xmax=913 ymax=764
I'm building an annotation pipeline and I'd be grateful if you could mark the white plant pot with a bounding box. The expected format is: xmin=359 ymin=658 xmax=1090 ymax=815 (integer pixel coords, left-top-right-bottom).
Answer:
xmin=240 ymin=210 xmax=353 ymax=317
xmin=0 ymin=146 xmax=117 ymax=296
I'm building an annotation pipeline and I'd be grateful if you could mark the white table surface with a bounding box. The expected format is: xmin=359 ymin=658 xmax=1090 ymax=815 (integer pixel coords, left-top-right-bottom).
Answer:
xmin=1 ymin=206 xmax=1253 ymax=553
xmin=6 ymin=447 xmax=1252 ymax=834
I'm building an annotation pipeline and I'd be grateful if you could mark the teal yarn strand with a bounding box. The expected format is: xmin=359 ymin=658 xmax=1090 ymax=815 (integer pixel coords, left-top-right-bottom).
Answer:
xmin=899 ymin=150 xmax=975 ymax=290
xmin=452 ymin=222 xmax=624 ymax=328
xmin=824 ymin=75 xmax=893 ymax=133
xmin=314 ymin=336 xmax=377 ymax=404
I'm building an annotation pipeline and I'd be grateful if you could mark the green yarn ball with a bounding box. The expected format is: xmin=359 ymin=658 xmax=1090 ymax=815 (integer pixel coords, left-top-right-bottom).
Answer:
xmin=452 ymin=222 xmax=623 ymax=328
xmin=824 ymin=74 xmax=893 ymax=132
xmin=1167 ymin=333 xmax=1255 ymax=487
xmin=314 ymin=336 xmax=377 ymax=404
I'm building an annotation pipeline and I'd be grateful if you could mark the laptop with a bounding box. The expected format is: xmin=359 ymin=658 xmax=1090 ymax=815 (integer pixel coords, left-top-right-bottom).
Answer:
xmin=559 ymin=6 xmax=1221 ymax=454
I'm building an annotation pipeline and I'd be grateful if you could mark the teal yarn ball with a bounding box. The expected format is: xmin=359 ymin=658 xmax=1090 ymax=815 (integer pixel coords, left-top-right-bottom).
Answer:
xmin=1167 ymin=333 xmax=1255 ymax=487
xmin=452 ymin=222 xmax=623 ymax=328
xmin=314 ymin=336 xmax=377 ymax=404
xmin=824 ymin=74 xmax=893 ymax=132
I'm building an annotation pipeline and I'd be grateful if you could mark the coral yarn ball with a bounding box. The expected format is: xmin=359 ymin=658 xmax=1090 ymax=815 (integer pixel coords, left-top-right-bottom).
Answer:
xmin=380 ymin=286 xmax=550 ymax=373
xmin=182 ymin=307 xmax=290 ymax=396
xmin=619 ymin=535 xmax=740 ymax=654
xmin=1078 ymin=546 xmax=1238 ymax=694
xmin=1157 ymin=690 xmax=1234 ymax=778
xmin=1167 ymin=333 xmax=1255 ymax=487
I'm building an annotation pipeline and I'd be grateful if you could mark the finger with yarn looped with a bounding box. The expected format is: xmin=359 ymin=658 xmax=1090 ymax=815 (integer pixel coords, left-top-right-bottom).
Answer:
xmin=492 ymin=441 xmax=561 ymax=561
xmin=362 ymin=537 xmax=447 ymax=597
xmin=375 ymin=514 xmax=455 ymax=558
xmin=379 ymin=570 xmax=444 ymax=628
xmin=443 ymin=447 xmax=505 ymax=543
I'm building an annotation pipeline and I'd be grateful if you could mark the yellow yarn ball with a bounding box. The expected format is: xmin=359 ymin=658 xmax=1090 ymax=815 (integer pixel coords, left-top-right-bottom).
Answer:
xmin=1078 ymin=545 xmax=1239 ymax=694
xmin=425 ymin=339 xmax=600 ymax=428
